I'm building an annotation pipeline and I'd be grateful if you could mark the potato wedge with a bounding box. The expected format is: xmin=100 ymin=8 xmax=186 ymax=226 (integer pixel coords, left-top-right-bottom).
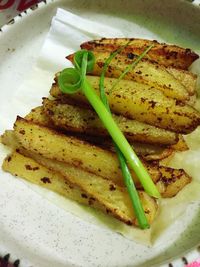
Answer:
xmin=186 ymin=95 xmax=197 ymax=107
xmin=1 ymin=125 xmax=173 ymax=165
xmin=14 ymin=117 xmax=162 ymax=186
xmin=22 ymin=102 xmax=180 ymax=161
xmin=80 ymin=38 xmax=199 ymax=69
xmin=25 ymin=106 xmax=51 ymax=126
xmin=155 ymin=166 xmax=191 ymax=198
xmin=167 ymin=67 xmax=197 ymax=96
xmin=2 ymin=151 xmax=103 ymax=210
xmin=50 ymin=76 xmax=200 ymax=133
xmin=42 ymin=98 xmax=178 ymax=146
xmin=1 ymin=130 xmax=19 ymax=149
xmin=83 ymin=138 xmax=173 ymax=161
xmin=67 ymin=51 xmax=189 ymax=102
xmin=1 ymin=130 xmax=191 ymax=198
xmin=135 ymin=145 xmax=173 ymax=161
xmin=171 ymin=135 xmax=188 ymax=151
xmin=99 ymin=139 xmax=174 ymax=161
xmin=2 ymin=151 xmax=157 ymax=225
xmin=19 ymin=146 xmax=192 ymax=199
xmin=13 ymin=118 xmax=192 ymax=196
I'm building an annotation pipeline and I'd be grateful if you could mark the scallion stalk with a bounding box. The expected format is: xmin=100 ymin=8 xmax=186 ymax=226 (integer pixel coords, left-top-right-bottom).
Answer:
xmin=58 ymin=48 xmax=161 ymax=202
xmin=110 ymin=44 xmax=154 ymax=92
xmin=98 ymin=45 xmax=150 ymax=229
xmin=81 ymin=78 xmax=160 ymax=199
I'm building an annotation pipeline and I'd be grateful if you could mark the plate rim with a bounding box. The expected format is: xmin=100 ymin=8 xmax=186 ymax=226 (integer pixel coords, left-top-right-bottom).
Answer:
xmin=0 ymin=1 xmax=200 ymax=266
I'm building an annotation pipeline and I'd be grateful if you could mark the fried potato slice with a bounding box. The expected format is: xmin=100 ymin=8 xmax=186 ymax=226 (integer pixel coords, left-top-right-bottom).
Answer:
xmin=1 ymin=129 xmax=191 ymax=198
xmin=25 ymin=106 xmax=51 ymax=126
xmin=135 ymin=144 xmax=173 ymax=161
xmin=171 ymin=135 xmax=188 ymax=151
xmin=67 ymin=51 xmax=189 ymax=102
xmin=2 ymin=151 xmax=103 ymax=210
xmin=186 ymin=95 xmax=197 ymax=107
xmin=155 ymin=166 xmax=191 ymax=198
xmin=80 ymin=38 xmax=199 ymax=69
xmin=50 ymin=76 xmax=200 ymax=134
xmin=25 ymin=149 xmax=191 ymax=199
xmin=14 ymin=117 xmax=162 ymax=186
xmin=1 ymin=130 xmax=19 ymax=149
xmin=2 ymin=121 xmax=174 ymax=165
xmin=81 ymin=135 xmax=174 ymax=161
xmin=167 ymin=67 xmax=197 ymax=96
xmin=42 ymin=98 xmax=178 ymax=146
xmin=2 ymin=151 xmax=157 ymax=225
xmin=23 ymin=103 xmax=181 ymax=161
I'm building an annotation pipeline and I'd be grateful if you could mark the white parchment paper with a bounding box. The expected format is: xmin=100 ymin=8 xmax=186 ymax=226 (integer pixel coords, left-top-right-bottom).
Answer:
xmin=1 ymin=8 xmax=200 ymax=247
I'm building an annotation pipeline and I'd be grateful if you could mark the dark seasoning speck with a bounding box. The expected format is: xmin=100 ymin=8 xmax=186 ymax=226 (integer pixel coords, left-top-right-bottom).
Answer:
xmin=41 ymin=177 xmax=51 ymax=184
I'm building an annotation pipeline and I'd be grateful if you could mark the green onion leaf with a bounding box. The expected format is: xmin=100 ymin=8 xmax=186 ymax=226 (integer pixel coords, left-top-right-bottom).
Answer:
xmin=58 ymin=68 xmax=81 ymax=94
xmin=116 ymin=147 xmax=150 ymax=229
xmin=59 ymin=49 xmax=161 ymax=199
xmin=99 ymin=41 xmax=131 ymax=108
xmin=99 ymin=45 xmax=150 ymax=229
xmin=110 ymin=44 xmax=154 ymax=92
xmin=81 ymin=77 xmax=161 ymax=199
xmin=74 ymin=49 xmax=95 ymax=72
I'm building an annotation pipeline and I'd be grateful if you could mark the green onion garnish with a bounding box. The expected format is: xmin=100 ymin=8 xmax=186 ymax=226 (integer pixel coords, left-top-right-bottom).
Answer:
xmin=58 ymin=50 xmax=161 ymax=200
xmin=110 ymin=44 xmax=154 ymax=92
xmin=99 ymin=41 xmax=131 ymax=103
xmin=99 ymin=45 xmax=150 ymax=229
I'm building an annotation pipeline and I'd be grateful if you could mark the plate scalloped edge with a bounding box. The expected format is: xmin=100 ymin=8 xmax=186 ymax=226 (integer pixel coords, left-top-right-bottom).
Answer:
xmin=0 ymin=1 xmax=200 ymax=266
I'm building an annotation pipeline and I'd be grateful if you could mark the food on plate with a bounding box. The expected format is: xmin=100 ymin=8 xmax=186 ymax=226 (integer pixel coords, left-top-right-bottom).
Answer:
xmin=42 ymin=97 xmax=178 ymax=146
xmin=13 ymin=117 xmax=160 ymax=187
xmin=166 ymin=67 xmax=197 ymax=96
xmin=1 ymin=37 xmax=199 ymax=229
xmin=80 ymin=38 xmax=199 ymax=69
xmin=1 ymin=129 xmax=191 ymax=198
xmin=2 ymin=152 xmax=103 ymax=210
xmin=67 ymin=51 xmax=190 ymax=102
xmin=3 ymin=152 xmax=158 ymax=226
xmin=50 ymin=75 xmax=200 ymax=133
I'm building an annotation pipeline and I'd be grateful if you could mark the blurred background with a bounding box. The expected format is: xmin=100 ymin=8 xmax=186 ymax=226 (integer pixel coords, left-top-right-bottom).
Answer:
xmin=0 ymin=0 xmax=43 ymax=27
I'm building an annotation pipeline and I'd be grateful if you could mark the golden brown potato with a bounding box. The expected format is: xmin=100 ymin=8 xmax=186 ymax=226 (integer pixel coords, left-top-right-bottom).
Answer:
xmin=23 ymin=102 xmax=180 ymax=161
xmin=50 ymin=76 xmax=200 ymax=134
xmin=171 ymin=135 xmax=188 ymax=151
xmin=137 ymin=145 xmax=173 ymax=161
xmin=1 ymin=130 xmax=19 ymax=149
xmin=67 ymin=51 xmax=189 ymax=102
xmin=155 ymin=166 xmax=191 ymax=198
xmin=167 ymin=67 xmax=197 ymax=96
xmin=13 ymin=117 xmax=162 ymax=186
xmin=42 ymin=98 xmax=178 ymax=146
xmin=31 ymin=150 xmax=190 ymax=199
xmin=13 ymin=118 xmax=192 ymax=196
xmin=80 ymin=38 xmax=199 ymax=69
xmin=186 ymin=95 xmax=197 ymax=107
xmin=25 ymin=106 xmax=51 ymax=126
xmin=2 ymin=151 xmax=103 ymax=210
xmin=111 ymin=142 xmax=173 ymax=161
xmin=1 ymin=125 xmax=174 ymax=164
xmin=2 ymin=151 xmax=157 ymax=226
xmin=1 ymin=129 xmax=191 ymax=198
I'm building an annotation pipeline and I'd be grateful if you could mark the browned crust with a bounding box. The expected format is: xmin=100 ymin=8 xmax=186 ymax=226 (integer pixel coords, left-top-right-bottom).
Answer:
xmin=80 ymin=38 xmax=199 ymax=70
xmin=50 ymin=76 xmax=200 ymax=134
xmin=42 ymin=98 xmax=178 ymax=146
xmin=156 ymin=166 xmax=192 ymax=198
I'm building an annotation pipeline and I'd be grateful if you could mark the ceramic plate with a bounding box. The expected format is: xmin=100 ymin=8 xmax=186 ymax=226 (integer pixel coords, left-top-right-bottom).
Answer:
xmin=0 ymin=1 xmax=200 ymax=266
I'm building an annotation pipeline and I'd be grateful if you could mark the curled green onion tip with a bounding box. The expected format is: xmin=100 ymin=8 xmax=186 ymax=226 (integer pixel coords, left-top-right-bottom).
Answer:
xmin=58 ymin=68 xmax=81 ymax=94
xmin=74 ymin=49 xmax=95 ymax=72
